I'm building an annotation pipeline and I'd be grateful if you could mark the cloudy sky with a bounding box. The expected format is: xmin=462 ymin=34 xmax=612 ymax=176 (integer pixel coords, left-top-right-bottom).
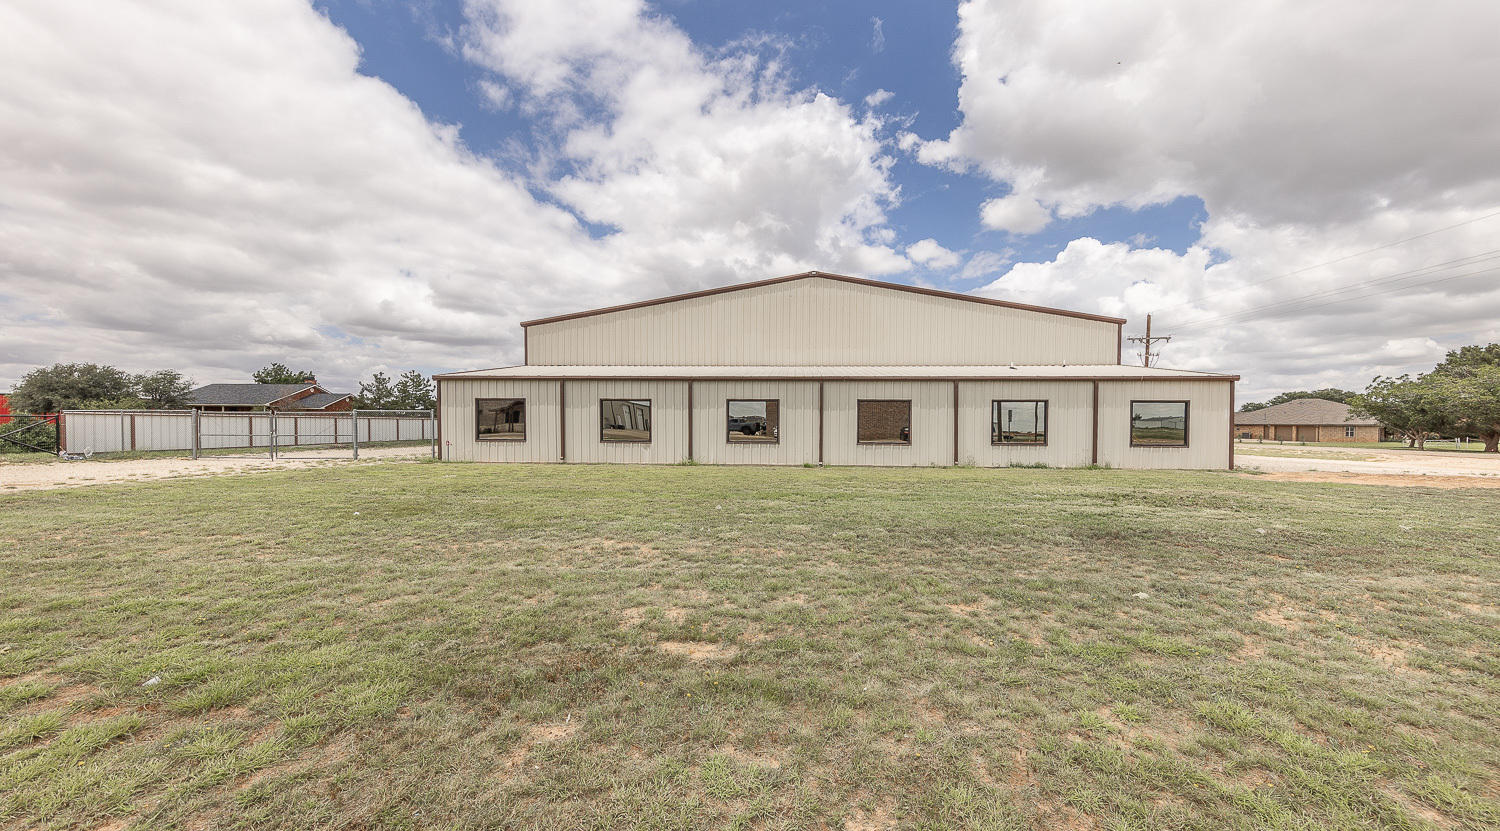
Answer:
xmin=3 ymin=0 xmax=1498 ymax=401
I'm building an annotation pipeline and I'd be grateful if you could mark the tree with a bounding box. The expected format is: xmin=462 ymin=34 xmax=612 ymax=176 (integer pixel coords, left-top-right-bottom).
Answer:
xmin=1429 ymin=343 xmax=1500 ymax=377
xmin=1349 ymin=375 xmax=1449 ymax=449
xmin=1239 ymin=388 xmax=1358 ymax=412
xmin=135 ymin=370 xmax=194 ymax=409
xmin=1426 ymin=362 xmax=1500 ymax=452
xmin=8 ymin=363 xmax=137 ymax=413
xmin=253 ymin=363 xmax=316 ymax=384
xmin=355 ymin=372 xmax=398 ymax=409
xmin=393 ymin=371 xmax=435 ymax=411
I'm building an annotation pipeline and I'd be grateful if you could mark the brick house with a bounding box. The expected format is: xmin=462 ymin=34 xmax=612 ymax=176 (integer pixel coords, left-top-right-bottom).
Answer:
xmin=185 ymin=382 xmax=353 ymax=412
xmin=1233 ymin=399 xmax=1383 ymax=442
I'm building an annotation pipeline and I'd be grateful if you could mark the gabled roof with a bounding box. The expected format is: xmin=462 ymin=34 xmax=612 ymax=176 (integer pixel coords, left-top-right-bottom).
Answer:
xmin=520 ymin=271 xmax=1128 ymax=328
xmin=280 ymin=392 xmax=352 ymax=410
xmin=436 ymin=364 xmax=1238 ymax=381
xmin=1234 ymin=399 xmax=1379 ymax=426
xmin=187 ymin=383 xmax=327 ymax=407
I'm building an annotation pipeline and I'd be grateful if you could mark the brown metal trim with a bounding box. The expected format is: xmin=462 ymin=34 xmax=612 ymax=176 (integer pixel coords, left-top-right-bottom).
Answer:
xmin=473 ymin=397 xmax=527 ymax=442
xmin=952 ymin=381 xmax=959 ymax=464
xmin=1128 ymin=400 xmax=1191 ymax=448
xmin=558 ymin=381 xmax=565 ymax=462
xmin=435 ymin=373 xmax=1241 ymax=383
xmin=725 ymin=398 xmax=780 ymax=445
xmin=687 ymin=383 xmax=694 ymax=460
xmin=1090 ymin=381 xmax=1099 ymax=465
xmin=817 ymin=381 xmax=824 ymax=465
xmin=519 ymin=271 xmax=1127 ymax=328
xmin=1116 ymin=322 xmax=1123 ymax=365
xmin=523 ymin=328 xmax=529 ymax=366
xmin=599 ymin=397 xmax=653 ymax=444
xmin=436 ymin=382 xmax=443 ymax=460
xmin=1228 ymin=381 xmax=1235 ymax=470
xmin=990 ymin=400 xmax=1050 ymax=446
xmin=855 ymin=399 xmax=913 ymax=446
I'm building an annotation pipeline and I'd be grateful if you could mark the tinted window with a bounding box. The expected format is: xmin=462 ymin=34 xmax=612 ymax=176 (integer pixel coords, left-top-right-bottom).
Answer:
xmin=727 ymin=399 xmax=779 ymax=443
xmin=993 ymin=401 xmax=1047 ymax=444
xmin=857 ymin=400 xmax=911 ymax=445
xmin=1130 ymin=401 xmax=1188 ymax=446
xmin=601 ymin=399 xmax=651 ymax=442
xmin=476 ymin=398 xmax=525 ymax=441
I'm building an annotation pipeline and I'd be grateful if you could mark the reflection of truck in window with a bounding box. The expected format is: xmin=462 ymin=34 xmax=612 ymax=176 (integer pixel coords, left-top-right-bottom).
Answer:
xmin=728 ymin=415 xmax=768 ymax=436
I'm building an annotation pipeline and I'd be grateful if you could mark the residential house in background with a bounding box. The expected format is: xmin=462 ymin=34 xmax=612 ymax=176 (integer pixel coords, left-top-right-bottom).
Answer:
xmin=1233 ymin=399 xmax=1383 ymax=442
xmin=185 ymin=382 xmax=353 ymax=413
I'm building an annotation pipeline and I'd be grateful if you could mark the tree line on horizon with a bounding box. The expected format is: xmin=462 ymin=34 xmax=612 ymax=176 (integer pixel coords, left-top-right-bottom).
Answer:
xmin=6 ymin=363 xmax=435 ymax=413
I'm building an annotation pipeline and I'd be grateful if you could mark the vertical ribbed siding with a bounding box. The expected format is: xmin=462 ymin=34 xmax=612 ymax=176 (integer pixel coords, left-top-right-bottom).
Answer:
xmin=1097 ymin=380 xmax=1233 ymax=469
xmin=822 ymin=381 xmax=954 ymax=467
xmin=526 ymin=278 xmax=1118 ymax=367
xmin=690 ymin=381 xmax=819 ymax=465
xmin=563 ymin=380 xmax=689 ymax=464
xmin=956 ymin=381 xmax=1094 ymax=467
xmin=439 ymin=380 xmax=561 ymax=462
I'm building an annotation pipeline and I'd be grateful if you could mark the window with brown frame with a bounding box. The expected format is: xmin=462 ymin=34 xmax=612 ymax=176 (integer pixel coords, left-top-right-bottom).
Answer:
xmin=727 ymin=399 xmax=779 ymax=443
xmin=1130 ymin=401 xmax=1189 ymax=447
xmin=600 ymin=399 xmax=652 ymax=443
xmin=992 ymin=400 xmax=1047 ymax=445
xmin=475 ymin=398 xmax=526 ymax=441
xmin=857 ymin=400 xmax=911 ymax=445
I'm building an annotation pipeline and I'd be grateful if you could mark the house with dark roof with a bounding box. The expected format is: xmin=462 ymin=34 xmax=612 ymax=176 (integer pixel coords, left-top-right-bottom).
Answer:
xmin=1233 ymin=399 xmax=1384 ymax=443
xmin=185 ymin=383 xmax=353 ymax=412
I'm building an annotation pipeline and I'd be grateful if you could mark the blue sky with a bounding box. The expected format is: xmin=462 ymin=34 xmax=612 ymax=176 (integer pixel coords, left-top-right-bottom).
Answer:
xmin=314 ymin=0 xmax=1208 ymax=288
xmin=2 ymin=1 xmax=1497 ymax=398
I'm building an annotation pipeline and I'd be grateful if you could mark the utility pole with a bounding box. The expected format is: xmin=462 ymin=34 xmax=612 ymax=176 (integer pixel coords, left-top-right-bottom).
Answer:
xmin=1126 ymin=314 xmax=1172 ymax=367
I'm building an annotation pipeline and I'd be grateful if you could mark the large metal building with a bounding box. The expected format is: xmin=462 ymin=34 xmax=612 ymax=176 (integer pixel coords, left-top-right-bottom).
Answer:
xmin=436 ymin=272 xmax=1238 ymax=469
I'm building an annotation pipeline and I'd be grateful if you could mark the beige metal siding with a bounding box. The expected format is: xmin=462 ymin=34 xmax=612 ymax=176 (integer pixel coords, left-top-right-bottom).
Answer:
xmin=690 ymin=381 xmax=820 ymax=465
xmin=956 ymin=381 xmax=1094 ymax=467
xmin=1097 ymin=380 xmax=1233 ymax=469
xmin=440 ymin=380 xmax=561 ymax=462
xmin=564 ymin=380 xmax=689 ymax=464
xmin=527 ymin=277 xmax=1118 ymax=367
xmin=823 ymin=381 xmax=954 ymax=467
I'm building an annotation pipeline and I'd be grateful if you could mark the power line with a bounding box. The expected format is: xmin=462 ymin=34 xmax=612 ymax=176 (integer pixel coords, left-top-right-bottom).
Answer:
xmin=1146 ymin=209 xmax=1500 ymax=315
xmin=1160 ymin=248 xmax=1500 ymax=332
xmin=1170 ymin=262 xmax=1500 ymax=333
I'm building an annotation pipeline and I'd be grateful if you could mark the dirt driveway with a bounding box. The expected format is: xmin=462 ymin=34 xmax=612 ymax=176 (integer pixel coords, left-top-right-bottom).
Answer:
xmin=0 ymin=446 xmax=430 ymax=492
xmin=1235 ymin=444 xmax=1500 ymax=487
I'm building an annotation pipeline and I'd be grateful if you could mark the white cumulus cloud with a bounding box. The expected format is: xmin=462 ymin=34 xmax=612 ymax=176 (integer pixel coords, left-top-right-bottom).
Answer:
xmin=0 ymin=0 xmax=908 ymax=389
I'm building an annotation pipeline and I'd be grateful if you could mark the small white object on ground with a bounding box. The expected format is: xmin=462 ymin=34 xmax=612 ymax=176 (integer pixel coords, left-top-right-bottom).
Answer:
xmin=1132 ymin=592 xmax=1150 ymax=599
xmin=142 ymin=675 xmax=161 ymax=687
xmin=354 ymin=512 xmax=360 ymax=516
xmin=1255 ymin=528 xmax=1266 ymax=534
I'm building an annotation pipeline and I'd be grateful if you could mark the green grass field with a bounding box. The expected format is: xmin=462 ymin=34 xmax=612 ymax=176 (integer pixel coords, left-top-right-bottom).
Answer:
xmin=2 ymin=464 xmax=1498 ymax=830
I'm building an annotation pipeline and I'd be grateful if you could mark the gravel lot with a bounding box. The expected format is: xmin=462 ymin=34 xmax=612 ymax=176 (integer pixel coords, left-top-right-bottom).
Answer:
xmin=1236 ymin=443 xmax=1500 ymax=487
xmin=0 ymin=445 xmax=431 ymax=491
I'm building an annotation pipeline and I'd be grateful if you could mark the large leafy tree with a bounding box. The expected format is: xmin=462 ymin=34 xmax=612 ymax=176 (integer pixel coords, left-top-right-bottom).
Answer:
xmin=252 ymin=363 xmax=316 ymax=384
xmin=135 ymin=370 xmax=195 ymax=409
xmin=1429 ymin=343 xmax=1500 ymax=376
xmin=9 ymin=363 xmax=138 ymax=412
xmin=1239 ymin=388 xmax=1358 ymax=412
xmin=1349 ymin=375 xmax=1449 ymax=449
xmin=1426 ymin=362 xmax=1500 ymax=452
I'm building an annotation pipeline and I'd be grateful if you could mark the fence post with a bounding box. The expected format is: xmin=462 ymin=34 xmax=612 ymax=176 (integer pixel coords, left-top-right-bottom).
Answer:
xmin=352 ymin=409 xmax=359 ymax=460
xmin=192 ymin=409 xmax=200 ymax=459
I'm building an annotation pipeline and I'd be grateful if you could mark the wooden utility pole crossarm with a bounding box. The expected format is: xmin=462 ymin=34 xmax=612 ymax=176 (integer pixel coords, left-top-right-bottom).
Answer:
xmin=1126 ymin=314 xmax=1172 ymax=367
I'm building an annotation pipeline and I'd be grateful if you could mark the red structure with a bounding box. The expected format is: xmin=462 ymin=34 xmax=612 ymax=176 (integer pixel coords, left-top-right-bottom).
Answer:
xmin=0 ymin=393 xmax=11 ymax=425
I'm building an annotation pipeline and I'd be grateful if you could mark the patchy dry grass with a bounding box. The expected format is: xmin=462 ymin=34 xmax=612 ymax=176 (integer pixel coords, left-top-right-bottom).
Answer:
xmin=1 ymin=464 xmax=1497 ymax=830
